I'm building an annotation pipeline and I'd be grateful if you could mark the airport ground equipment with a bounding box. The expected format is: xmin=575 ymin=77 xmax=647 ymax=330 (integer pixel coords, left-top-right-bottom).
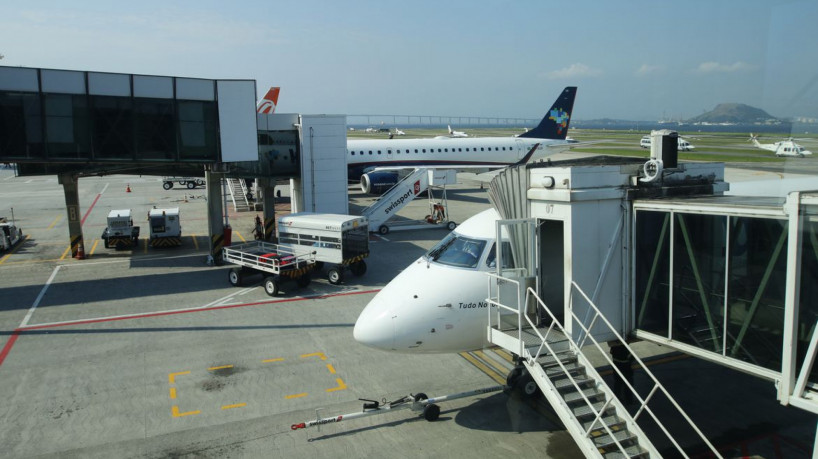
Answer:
xmin=277 ymin=212 xmax=369 ymax=284
xmin=0 ymin=216 xmax=23 ymax=251
xmin=362 ymin=168 xmax=457 ymax=235
xmin=290 ymin=385 xmax=507 ymax=431
xmin=148 ymin=207 xmax=182 ymax=247
xmin=222 ymin=241 xmax=315 ymax=296
xmin=161 ymin=177 xmax=206 ymax=190
xmin=101 ymin=209 xmax=139 ymax=249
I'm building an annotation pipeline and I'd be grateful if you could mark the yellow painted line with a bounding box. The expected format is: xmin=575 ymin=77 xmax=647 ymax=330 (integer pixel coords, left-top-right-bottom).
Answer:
xmin=143 ymin=238 xmax=148 ymax=254
xmin=171 ymin=405 xmax=200 ymax=417
xmin=89 ymin=239 xmax=100 ymax=256
xmin=326 ymin=363 xmax=336 ymax=374
xmin=47 ymin=215 xmax=62 ymax=229
xmin=221 ymin=403 xmax=246 ymax=410
xmin=459 ymin=352 xmax=506 ymax=386
xmin=169 ymin=387 xmax=177 ymax=399
xmin=60 ymin=244 xmax=71 ymax=260
xmin=0 ymin=235 xmax=30 ymax=265
xmin=301 ymin=352 xmax=327 ymax=360
xmin=168 ymin=371 xmax=190 ymax=384
xmin=234 ymin=230 xmax=247 ymax=243
xmin=493 ymin=348 xmax=515 ymax=364
xmin=262 ymin=357 xmax=284 ymax=363
xmin=208 ymin=364 xmax=233 ymax=371
xmin=191 ymin=234 xmax=199 ymax=250
xmin=326 ymin=378 xmax=347 ymax=392
xmin=474 ymin=350 xmax=511 ymax=377
xmin=285 ymin=393 xmax=308 ymax=399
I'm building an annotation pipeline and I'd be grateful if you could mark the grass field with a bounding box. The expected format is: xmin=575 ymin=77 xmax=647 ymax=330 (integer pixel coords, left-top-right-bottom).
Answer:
xmin=347 ymin=126 xmax=818 ymax=164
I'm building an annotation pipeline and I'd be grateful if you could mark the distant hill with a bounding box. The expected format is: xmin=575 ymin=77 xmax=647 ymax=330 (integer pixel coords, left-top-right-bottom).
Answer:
xmin=686 ymin=103 xmax=781 ymax=124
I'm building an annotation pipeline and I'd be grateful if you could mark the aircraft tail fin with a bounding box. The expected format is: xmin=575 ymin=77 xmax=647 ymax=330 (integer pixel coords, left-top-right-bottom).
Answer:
xmin=448 ymin=125 xmax=454 ymax=134
xmin=519 ymin=86 xmax=577 ymax=140
xmin=257 ymin=87 xmax=280 ymax=114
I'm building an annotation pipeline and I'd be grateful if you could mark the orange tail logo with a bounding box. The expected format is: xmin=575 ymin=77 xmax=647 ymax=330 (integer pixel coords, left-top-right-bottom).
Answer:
xmin=257 ymin=87 xmax=280 ymax=114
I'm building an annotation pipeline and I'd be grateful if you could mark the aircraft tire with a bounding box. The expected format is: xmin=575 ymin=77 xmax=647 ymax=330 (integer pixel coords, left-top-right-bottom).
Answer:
xmin=350 ymin=260 xmax=367 ymax=276
xmin=378 ymin=225 xmax=389 ymax=235
xmin=515 ymin=373 xmax=540 ymax=399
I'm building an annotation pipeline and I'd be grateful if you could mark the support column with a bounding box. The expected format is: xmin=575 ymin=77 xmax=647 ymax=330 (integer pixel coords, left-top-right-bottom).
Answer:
xmin=58 ymin=173 xmax=84 ymax=258
xmin=259 ymin=178 xmax=276 ymax=242
xmin=206 ymin=170 xmax=225 ymax=265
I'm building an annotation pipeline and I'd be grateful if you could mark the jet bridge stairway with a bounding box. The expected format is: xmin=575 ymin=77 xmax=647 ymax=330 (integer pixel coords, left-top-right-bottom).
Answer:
xmin=486 ymin=275 xmax=722 ymax=458
xmin=226 ymin=177 xmax=252 ymax=212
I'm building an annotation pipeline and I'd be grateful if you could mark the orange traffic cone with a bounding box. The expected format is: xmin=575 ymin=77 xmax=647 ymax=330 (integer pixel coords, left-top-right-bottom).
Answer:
xmin=126 ymin=184 xmax=131 ymax=193
xmin=76 ymin=244 xmax=86 ymax=260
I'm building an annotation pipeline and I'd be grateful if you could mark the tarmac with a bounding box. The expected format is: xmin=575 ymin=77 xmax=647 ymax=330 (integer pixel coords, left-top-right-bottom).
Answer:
xmin=0 ymin=154 xmax=815 ymax=458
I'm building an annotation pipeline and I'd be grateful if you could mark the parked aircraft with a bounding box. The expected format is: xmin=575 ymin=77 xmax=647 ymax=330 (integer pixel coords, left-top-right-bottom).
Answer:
xmin=354 ymin=208 xmax=503 ymax=353
xmin=750 ymin=134 xmax=813 ymax=157
xmin=394 ymin=128 xmax=406 ymax=136
xmin=448 ymin=125 xmax=468 ymax=138
xmin=256 ymin=87 xmax=280 ymax=114
xmin=348 ymin=87 xmax=578 ymax=194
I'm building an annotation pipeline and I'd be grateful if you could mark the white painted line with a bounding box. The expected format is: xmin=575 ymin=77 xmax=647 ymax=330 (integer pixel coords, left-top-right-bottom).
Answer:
xmin=20 ymin=266 xmax=61 ymax=328
xmin=25 ymin=179 xmax=33 ymax=183
xmin=100 ymin=182 xmax=110 ymax=195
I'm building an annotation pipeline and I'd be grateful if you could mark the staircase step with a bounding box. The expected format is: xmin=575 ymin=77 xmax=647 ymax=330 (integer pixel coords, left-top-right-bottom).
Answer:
xmin=600 ymin=444 xmax=649 ymax=459
xmin=571 ymin=400 xmax=615 ymax=419
xmin=563 ymin=387 xmax=606 ymax=405
xmin=544 ymin=361 xmax=584 ymax=377
xmin=593 ymin=429 xmax=638 ymax=450
xmin=552 ymin=375 xmax=595 ymax=391
xmin=581 ymin=415 xmax=624 ymax=434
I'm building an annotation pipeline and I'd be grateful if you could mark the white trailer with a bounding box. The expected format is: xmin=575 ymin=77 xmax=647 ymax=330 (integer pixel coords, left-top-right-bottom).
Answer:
xmin=101 ymin=209 xmax=139 ymax=249
xmin=148 ymin=207 xmax=182 ymax=247
xmin=0 ymin=216 xmax=23 ymax=252
xmin=161 ymin=176 xmax=206 ymax=190
xmin=277 ymin=212 xmax=369 ymax=284
xmin=223 ymin=241 xmax=316 ymax=296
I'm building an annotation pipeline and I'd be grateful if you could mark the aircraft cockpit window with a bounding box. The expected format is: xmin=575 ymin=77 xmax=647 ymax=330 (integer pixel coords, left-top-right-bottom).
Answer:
xmin=425 ymin=233 xmax=487 ymax=269
xmin=485 ymin=241 xmax=515 ymax=269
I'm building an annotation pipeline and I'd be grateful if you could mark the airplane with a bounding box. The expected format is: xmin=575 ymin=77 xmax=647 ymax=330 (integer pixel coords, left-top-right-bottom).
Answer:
xmin=394 ymin=128 xmax=406 ymax=136
xmin=354 ymin=207 xmax=503 ymax=353
xmin=256 ymin=87 xmax=280 ymax=114
xmin=348 ymin=87 xmax=578 ymax=194
xmin=750 ymin=134 xmax=813 ymax=157
xmin=448 ymin=125 xmax=468 ymax=138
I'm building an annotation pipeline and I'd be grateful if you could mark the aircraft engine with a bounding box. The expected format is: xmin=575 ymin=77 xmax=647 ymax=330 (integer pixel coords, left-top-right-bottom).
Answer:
xmin=360 ymin=171 xmax=399 ymax=195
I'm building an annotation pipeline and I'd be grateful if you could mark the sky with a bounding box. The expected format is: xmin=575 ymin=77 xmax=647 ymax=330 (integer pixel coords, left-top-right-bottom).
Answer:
xmin=1 ymin=0 xmax=817 ymax=122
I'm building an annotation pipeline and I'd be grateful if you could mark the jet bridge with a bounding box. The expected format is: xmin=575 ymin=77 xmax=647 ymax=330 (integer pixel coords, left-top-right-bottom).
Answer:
xmin=484 ymin=142 xmax=818 ymax=456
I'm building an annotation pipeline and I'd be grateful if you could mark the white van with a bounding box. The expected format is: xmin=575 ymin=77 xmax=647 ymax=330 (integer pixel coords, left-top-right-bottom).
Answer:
xmin=639 ymin=136 xmax=695 ymax=151
xmin=640 ymin=136 xmax=651 ymax=148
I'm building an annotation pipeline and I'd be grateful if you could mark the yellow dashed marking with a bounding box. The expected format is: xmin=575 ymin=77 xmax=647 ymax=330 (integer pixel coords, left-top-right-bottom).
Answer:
xmin=221 ymin=403 xmax=246 ymax=410
xmin=172 ymin=405 xmax=200 ymax=417
xmin=301 ymin=352 xmax=327 ymax=360
xmin=169 ymin=387 xmax=177 ymax=399
xmin=459 ymin=351 xmax=506 ymax=386
xmin=235 ymin=230 xmax=247 ymax=243
xmin=47 ymin=215 xmax=62 ymax=229
xmin=208 ymin=364 xmax=233 ymax=371
xmin=168 ymin=371 xmax=190 ymax=384
xmin=286 ymin=393 xmax=308 ymax=399
xmin=143 ymin=238 xmax=148 ymax=254
xmin=89 ymin=239 xmax=100 ymax=256
xmin=262 ymin=358 xmax=284 ymax=363
xmin=0 ymin=234 xmax=32 ymax=265
xmin=60 ymin=244 xmax=72 ymax=260
xmin=326 ymin=364 xmax=336 ymax=374
xmin=326 ymin=378 xmax=347 ymax=392
xmin=191 ymin=234 xmax=199 ymax=250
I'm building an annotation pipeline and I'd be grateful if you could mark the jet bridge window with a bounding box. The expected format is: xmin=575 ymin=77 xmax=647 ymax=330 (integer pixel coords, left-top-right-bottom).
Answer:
xmin=425 ymin=233 xmax=487 ymax=269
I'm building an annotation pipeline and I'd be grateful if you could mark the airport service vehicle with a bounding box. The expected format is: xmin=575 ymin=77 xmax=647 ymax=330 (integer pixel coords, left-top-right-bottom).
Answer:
xmin=640 ymin=135 xmax=695 ymax=151
xmin=161 ymin=177 xmax=206 ymax=190
xmin=277 ymin=212 xmax=369 ymax=284
xmin=101 ymin=209 xmax=139 ymax=249
xmin=348 ymin=87 xmax=578 ymax=193
xmin=750 ymin=134 xmax=813 ymax=157
xmin=223 ymin=241 xmax=315 ymax=296
xmin=354 ymin=208 xmax=505 ymax=353
xmin=148 ymin=208 xmax=182 ymax=247
xmin=0 ymin=217 xmax=23 ymax=251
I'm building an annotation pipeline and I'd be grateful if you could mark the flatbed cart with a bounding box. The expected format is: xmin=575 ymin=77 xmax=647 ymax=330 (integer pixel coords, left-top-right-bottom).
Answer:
xmin=277 ymin=213 xmax=369 ymax=285
xmin=161 ymin=176 xmax=206 ymax=190
xmin=290 ymin=385 xmax=507 ymax=431
xmin=223 ymin=241 xmax=316 ymax=296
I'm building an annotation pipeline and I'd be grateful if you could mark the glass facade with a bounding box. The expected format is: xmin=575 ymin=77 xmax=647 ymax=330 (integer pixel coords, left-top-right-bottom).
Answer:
xmin=798 ymin=219 xmax=818 ymax=384
xmin=0 ymin=68 xmax=227 ymax=164
xmin=635 ymin=209 xmax=791 ymax=372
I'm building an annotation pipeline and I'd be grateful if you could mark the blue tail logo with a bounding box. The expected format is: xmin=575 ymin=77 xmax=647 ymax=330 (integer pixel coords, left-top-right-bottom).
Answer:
xmin=549 ymin=108 xmax=570 ymax=135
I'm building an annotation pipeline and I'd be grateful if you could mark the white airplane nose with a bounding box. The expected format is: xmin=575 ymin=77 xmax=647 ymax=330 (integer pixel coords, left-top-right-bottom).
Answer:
xmin=353 ymin=299 xmax=394 ymax=351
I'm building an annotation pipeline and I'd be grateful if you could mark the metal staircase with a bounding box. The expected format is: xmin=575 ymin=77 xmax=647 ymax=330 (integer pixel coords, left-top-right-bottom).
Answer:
xmin=226 ymin=177 xmax=252 ymax=212
xmin=486 ymin=274 xmax=722 ymax=458
xmin=362 ymin=168 xmax=430 ymax=232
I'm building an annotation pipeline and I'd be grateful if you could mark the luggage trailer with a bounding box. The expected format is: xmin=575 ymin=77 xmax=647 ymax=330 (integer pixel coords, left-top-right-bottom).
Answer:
xmin=277 ymin=213 xmax=370 ymax=285
xmin=223 ymin=241 xmax=316 ymax=296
